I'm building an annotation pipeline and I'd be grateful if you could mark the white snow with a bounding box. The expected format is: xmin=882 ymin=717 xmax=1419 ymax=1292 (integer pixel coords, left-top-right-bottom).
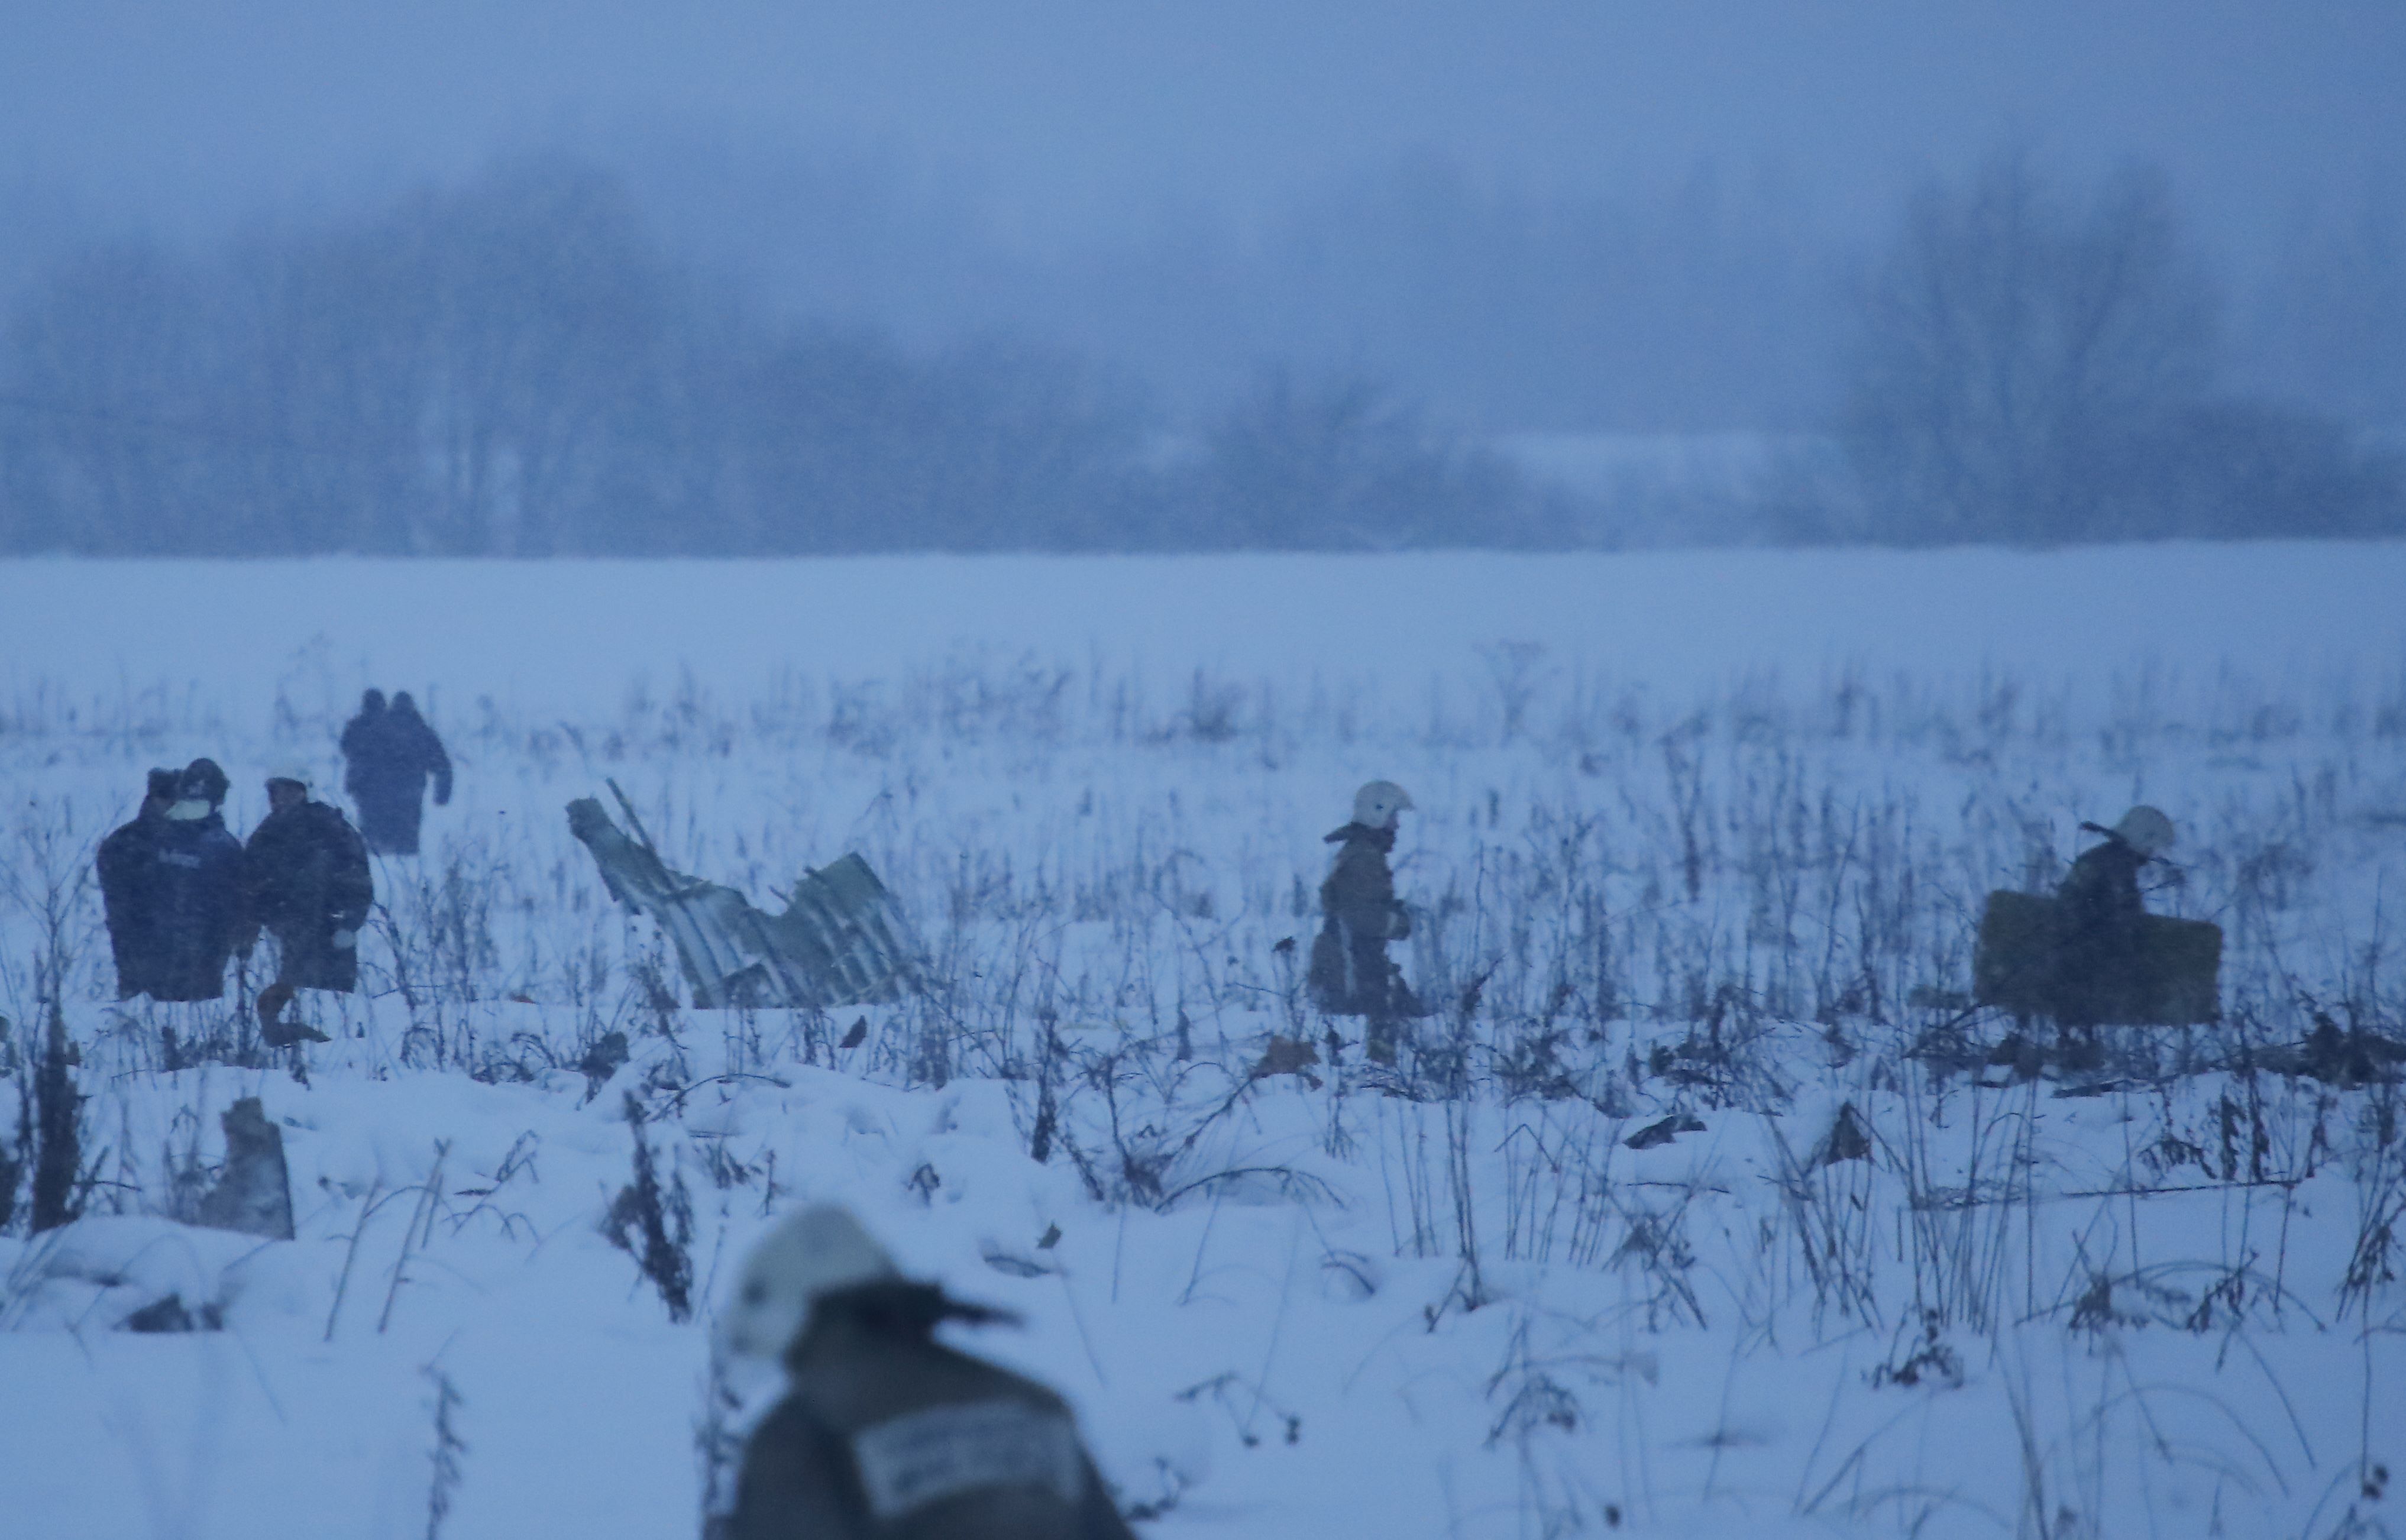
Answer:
xmin=1 ymin=545 xmax=2401 ymax=1539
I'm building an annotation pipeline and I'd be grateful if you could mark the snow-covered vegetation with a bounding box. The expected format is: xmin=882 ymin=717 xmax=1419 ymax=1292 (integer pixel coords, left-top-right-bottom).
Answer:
xmin=3 ymin=548 xmax=2403 ymax=1539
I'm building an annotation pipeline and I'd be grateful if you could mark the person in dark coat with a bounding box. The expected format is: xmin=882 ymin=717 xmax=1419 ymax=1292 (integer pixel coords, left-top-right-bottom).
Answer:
xmin=95 ymin=768 xmax=181 ymax=999
xmin=1307 ymin=779 xmax=1422 ymax=1064
xmin=340 ymin=687 xmax=452 ymax=856
xmin=2052 ymin=805 xmax=2177 ymax=1028
xmin=719 ymin=1205 xmax=1136 ymax=1540
xmin=338 ymin=687 xmax=386 ymax=779
xmin=238 ymin=766 xmax=371 ymax=1044
xmin=137 ymin=759 xmax=248 ymax=1001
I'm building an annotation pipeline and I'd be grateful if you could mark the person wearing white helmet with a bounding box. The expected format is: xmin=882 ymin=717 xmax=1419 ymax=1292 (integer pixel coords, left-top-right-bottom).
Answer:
xmin=1307 ymin=779 xmax=1424 ymax=1063
xmin=235 ymin=764 xmax=371 ymax=1046
xmin=719 ymin=1203 xmax=1136 ymax=1540
xmin=2053 ymin=805 xmax=2177 ymax=1028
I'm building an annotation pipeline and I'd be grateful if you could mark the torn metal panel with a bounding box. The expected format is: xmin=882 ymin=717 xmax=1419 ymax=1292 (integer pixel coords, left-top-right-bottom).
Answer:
xmin=567 ymin=796 xmax=923 ymax=1009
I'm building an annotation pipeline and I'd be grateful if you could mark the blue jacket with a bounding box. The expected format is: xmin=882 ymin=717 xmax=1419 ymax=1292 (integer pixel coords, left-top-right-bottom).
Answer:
xmin=132 ymin=811 xmax=246 ymax=1001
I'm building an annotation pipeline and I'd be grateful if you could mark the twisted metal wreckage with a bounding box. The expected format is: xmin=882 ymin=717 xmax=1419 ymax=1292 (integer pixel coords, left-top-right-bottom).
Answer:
xmin=567 ymin=784 xmax=924 ymax=1009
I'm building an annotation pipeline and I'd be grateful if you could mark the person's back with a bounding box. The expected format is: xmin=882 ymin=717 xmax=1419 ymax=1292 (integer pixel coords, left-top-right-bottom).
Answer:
xmin=2052 ymin=805 xmax=2176 ymax=1028
xmin=721 ymin=1206 xmax=1134 ymax=1540
xmin=344 ymin=688 xmax=451 ymax=855
xmin=735 ymin=1283 xmax=1130 ymax=1540
xmin=245 ymin=800 xmax=369 ymax=935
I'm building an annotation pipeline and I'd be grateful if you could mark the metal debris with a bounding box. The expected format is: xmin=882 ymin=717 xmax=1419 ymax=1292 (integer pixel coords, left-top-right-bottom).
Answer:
xmin=567 ymin=785 xmax=923 ymax=1010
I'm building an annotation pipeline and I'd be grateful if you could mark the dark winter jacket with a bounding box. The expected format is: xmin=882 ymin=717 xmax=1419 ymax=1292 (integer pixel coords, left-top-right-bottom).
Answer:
xmin=730 ymin=1282 xmax=1136 ymax=1540
xmin=1307 ymin=823 xmax=1417 ymax=1017
xmin=2052 ymin=833 xmax=2152 ymax=1026
xmin=2057 ymin=836 xmax=2148 ymax=938
xmin=342 ymin=699 xmax=451 ymax=855
xmin=96 ymin=797 xmax=172 ymax=998
xmin=240 ymin=800 xmax=373 ymax=992
xmin=134 ymin=811 xmax=247 ymax=1001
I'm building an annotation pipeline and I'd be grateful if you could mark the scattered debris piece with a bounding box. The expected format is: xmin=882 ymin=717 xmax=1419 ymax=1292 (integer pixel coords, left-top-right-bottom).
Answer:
xmin=981 ymin=1247 xmax=1051 ymax=1278
xmin=121 ymin=1293 xmax=221 ymax=1334
xmin=2260 ymin=1014 xmax=2406 ymax=1086
xmin=1625 ymin=1114 xmax=1706 ymax=1151
xmin=1249 ymin=1034 xmax=1323 ymax=1089
xmin=578 ymin=1030 xmax=630 ymax=1104
xmin=1814 ymin=1102 xmax=1874 ymax=1168
xmin=568 ymin=785 xmax=923 ymax=1009
xmin=195 ymin=1097 xmax=294 ymax=1241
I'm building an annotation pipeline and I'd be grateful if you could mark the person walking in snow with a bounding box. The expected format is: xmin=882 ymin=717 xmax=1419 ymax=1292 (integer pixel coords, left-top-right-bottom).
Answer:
xmin=1308 ymin=779 xmax=1423 ymax=1064
xmin=2052 ymin=804 xmax=2177 ymax=1029
xmin=95 ymin=767 xmax=182 ymax=999
xmin=237 ymin=765 xmax=371 ymax=1044
xmin=339 ymin=687 xmax=452 ymax=856
xmin=338 ymin=687 xmax=384 ymax=789
xmin=717 ymin=1204 xmax=1137 ymax=1540
xmin=132 ymin=759 xmax=248 ymax=1002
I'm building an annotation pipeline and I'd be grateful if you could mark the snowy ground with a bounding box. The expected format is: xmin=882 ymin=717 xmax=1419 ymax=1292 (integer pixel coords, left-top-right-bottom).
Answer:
xmin=2 ymin=546 xmax=2404 ymax=1540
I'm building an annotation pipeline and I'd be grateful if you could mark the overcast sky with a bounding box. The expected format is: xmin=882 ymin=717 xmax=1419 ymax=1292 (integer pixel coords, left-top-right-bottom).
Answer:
xmin=5 ymin=0 xmax=2399 ymax=260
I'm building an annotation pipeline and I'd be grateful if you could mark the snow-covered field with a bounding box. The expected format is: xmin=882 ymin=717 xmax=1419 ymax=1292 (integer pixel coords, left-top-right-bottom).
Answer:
xmin=3 ymin=546 xmax=2404 ymax=1540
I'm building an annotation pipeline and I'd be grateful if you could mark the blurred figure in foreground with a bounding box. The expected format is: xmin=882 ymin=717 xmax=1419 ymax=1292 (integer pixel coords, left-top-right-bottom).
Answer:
xmin=717 ymin=1204 xmax=1135 ymax=1540
xmin=238 ymin=766 xmax=371 ymax=1046
xmin=96 ymin=768 xmax=180 ymax=999
xmin=341 ymin=687 xmax=453 ymax=855
xmin=1308 ymin=779 xmax=1423 ymax=1064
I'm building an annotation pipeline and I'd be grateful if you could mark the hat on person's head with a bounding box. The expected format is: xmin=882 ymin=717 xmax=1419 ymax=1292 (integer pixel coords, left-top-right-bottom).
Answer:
xmin=714 ymin=1203 xmax=901 ymax=1363
xmin=1351 ymin=779 xmax=1415 ymax=830
xmin=179 ymin=758 xmax=228 ymax=807
xmin=392 ymin=691 xmax=418 ymax=713
xmin=2111 ymin=805 xmax=2176 ymax=858
xmin=264 ymin=764 xmax=313 ymax=792
xmin=360 ymin=688 xmax=386 ymax=713
xmin=167 ymin=758 xmax=230 ymax=820
xmin=144 ymin=768 xmax=180 ymax=804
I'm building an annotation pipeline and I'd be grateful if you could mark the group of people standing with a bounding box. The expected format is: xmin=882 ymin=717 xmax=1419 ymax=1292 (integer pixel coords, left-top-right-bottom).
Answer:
xmin=93 ymin=688 xmax=452 ymax=1044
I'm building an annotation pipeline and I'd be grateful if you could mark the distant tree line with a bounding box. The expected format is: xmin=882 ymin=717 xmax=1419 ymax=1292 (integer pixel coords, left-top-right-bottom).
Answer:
xmin=0 ymin=161 xmax=1570 ymax=556
xmin=0 ymin=150 xmax=2395 ymax=554
xmin=1830 ymin=150 xmax=2401 ymax=544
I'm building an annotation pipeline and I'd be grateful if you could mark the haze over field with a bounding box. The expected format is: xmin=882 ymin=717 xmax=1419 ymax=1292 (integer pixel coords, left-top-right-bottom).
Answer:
xmin=2 ymin=10 xmax=2404 ymax=1532
xmin=1 ymin=3 xmax=2401 ymax=556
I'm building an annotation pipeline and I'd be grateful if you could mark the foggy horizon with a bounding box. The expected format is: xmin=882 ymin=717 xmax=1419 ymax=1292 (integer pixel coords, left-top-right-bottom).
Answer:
xmin=7 ymin=1 xmax=2401 ymax=257
xmin=2 ymin=1 xmax=2399 ymax=552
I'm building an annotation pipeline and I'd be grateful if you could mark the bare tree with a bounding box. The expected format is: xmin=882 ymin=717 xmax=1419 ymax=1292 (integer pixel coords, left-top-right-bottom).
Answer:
xmin=1841 ymin=150 xmax=2216 ymax=543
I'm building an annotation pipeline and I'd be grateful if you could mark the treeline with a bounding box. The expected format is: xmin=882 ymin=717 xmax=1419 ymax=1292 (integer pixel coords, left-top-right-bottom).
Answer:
xmin=1824 ymin=152 xmax=2402 ymax=545
xmin=0 ymin=150 xmax=2398 ymax=555
xmin=0 ymin=162 xmax=1570 ymax=556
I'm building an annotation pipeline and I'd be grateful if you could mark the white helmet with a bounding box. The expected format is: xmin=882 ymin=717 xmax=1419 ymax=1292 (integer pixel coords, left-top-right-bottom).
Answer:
xmin=2111 ymin=805 xmax=2176 ymax=857
xmin=714 ymin=1203 xmax=899 ymax=1362
xmin=264 ymin=763 xmax=314 ymax=792
xmin=1351 ymin=779 xmax=1414 ymax=830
